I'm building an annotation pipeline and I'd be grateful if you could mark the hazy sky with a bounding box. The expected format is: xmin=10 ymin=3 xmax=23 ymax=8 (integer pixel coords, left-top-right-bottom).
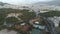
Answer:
xmin=0 ymin=0 xmax=52 ymax=4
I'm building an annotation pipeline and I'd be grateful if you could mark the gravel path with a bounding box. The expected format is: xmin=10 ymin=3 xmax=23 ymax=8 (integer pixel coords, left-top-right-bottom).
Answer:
xmin=0 ymin=29 xmax=17 ymax=34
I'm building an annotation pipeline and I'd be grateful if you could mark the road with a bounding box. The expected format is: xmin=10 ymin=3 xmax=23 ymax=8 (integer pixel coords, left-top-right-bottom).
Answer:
xmin=47 ymin=19 xmax=57 ymax=34
xmin=34 ymin=9 xmax=57 ymax=34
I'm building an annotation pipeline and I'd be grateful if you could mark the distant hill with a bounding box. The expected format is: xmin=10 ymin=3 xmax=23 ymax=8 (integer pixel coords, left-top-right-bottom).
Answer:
xmin=34 ymin=0 xmax=60 ymax=6
xmin=0 ymin=2 xmax=9 ymax=6
xmin=0 ymin=2 xmax=20 ymax=9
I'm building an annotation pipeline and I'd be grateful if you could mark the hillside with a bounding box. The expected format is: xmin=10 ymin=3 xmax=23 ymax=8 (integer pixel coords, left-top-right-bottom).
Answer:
xmin=40 ymin=11 xmax=60 ymax=17
xmin=0 ymin=8 xmax=36 ymax=25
